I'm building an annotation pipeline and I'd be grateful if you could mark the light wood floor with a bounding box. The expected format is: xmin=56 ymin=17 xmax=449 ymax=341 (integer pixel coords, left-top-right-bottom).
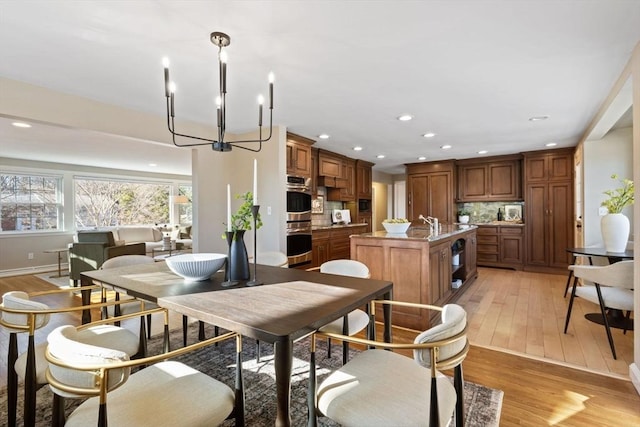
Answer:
xmin=459 ymin=267 xmax=634 ymax=378
xmin=1 ymin=270 xmax=639 ymax=426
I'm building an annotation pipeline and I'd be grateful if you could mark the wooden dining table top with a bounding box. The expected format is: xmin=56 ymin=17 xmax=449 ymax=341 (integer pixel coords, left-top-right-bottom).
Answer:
xmin=81 ymin=262 xmax=393 ymax=343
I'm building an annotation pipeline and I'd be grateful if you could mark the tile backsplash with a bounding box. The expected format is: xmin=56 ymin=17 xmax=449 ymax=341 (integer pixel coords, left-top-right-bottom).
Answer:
xmin=311 ymin=188 xmax=344 ymax=227
xmin=456 ymin=201 xmax=524 ymax=223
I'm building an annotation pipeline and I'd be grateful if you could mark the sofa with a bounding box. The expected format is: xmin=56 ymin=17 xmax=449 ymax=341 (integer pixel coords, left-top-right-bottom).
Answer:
xmin=109 ymin=225 xmax=193 ymax=254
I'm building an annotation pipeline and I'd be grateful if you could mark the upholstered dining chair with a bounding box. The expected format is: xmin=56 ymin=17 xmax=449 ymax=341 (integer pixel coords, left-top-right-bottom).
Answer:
xmin=317 ymin=260 xmax=372 ymax=364
xmin=564 ymin=260 xmax=634 ymax=359
xmin=0 ymin=289 xmax=145 ymax=427
xmin=308 ymin=301 xmax=469 ymax=427
xmin=45 ymin=325 xmax=244 ymax=427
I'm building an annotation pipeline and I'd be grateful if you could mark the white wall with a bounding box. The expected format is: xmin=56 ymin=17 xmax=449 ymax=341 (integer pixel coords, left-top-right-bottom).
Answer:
xmin=192 ymin=126 xmax=287 ymax=256
xmin=583 ymin=127 xmax=634 ymax=246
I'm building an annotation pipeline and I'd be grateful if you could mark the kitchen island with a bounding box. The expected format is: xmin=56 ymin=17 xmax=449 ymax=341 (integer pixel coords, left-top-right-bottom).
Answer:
xmin=350 ymin=224 xmax=478 ymax=329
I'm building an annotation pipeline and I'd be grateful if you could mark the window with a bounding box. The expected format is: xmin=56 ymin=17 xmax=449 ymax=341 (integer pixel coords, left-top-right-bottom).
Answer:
xmin=75 ymin=178 xmax=170 ymax=228
xmin=0 ymin=173 xmax=62 ymax=232
xmin=177 ymin=184 xmax=192 ymax=225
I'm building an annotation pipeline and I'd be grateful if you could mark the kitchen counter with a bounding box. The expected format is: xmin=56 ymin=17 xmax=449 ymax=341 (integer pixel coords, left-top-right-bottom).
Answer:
xmin=356 ymin=224 xmax=477 ymax=242
xmin=472 ymin=221 xmax=524 ymax=226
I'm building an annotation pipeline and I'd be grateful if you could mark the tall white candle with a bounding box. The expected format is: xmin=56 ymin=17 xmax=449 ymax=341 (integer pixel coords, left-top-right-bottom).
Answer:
xmin=227 ymin=184 xmax=232 ymax=232
xmin=253 ymin=159 xmax=258 ymax=206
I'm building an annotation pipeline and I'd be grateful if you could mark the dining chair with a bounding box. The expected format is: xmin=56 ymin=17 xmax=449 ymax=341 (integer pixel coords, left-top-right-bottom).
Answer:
xmin=308 ymin=301 xmax=469 ymax=427
xmin=563 ymin=260 xmax=634 ymax=359
xmin=317 ymin=260 xmax=372 ymax=364
xmin=0 ymin=289 xmax=145 ymax=427
xmin=45 ymin=325 xmax=244 ymax=427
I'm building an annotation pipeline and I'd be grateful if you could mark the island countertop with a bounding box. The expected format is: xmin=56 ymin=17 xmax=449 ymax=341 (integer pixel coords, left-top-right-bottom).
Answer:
xmin=355 ymin=224 xmax=477 ymax=242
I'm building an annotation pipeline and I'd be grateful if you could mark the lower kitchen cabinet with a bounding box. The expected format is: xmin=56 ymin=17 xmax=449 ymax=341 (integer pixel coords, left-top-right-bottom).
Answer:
xmin=477 ymin=224 xmax=524 ymax=270
xmin=311 ymin=225 xmax=367 ymax=268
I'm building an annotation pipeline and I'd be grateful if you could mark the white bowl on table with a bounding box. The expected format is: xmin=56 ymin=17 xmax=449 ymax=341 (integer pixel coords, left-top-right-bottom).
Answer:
xmin=165 ymin=253 xmax=226 ymax=281
xmin=382 ymin=222 xmax=411 ymax=234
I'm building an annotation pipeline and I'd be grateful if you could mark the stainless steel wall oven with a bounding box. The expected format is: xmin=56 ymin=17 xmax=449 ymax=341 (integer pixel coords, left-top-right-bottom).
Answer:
xmin=286 ymin=175 xmax=312 ymax=267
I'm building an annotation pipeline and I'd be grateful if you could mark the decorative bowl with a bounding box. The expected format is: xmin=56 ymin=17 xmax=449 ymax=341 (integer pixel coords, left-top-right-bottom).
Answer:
xmin=165 ymin=253 xmax=227 ymax=281
xmin=382 ymin=222 xmax=411 ymax=234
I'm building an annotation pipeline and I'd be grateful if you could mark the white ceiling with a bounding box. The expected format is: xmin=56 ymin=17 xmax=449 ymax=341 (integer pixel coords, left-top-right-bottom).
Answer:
xmin=1 ymin=1 xmax=639 ymax=176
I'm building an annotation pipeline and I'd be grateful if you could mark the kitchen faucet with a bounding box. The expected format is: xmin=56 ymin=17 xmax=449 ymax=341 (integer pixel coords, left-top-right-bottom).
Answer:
xmin=418 ymin=214 xmax=439 ymax=234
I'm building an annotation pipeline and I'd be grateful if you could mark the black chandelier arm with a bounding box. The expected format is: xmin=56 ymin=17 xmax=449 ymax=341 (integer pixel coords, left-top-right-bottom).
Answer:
xmin=229 ymin=112 xmax=274 ymax=144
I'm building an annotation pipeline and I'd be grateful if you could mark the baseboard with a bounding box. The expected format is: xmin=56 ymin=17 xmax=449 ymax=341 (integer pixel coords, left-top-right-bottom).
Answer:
xmin=630 ymin=363 xmax=640 ymax=396
xmin=0 ymin=264 xmax=60 ymax=278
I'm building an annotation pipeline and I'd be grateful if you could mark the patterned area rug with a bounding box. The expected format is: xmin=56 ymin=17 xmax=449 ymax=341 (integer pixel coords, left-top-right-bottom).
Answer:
xmin=1 ymin=324 xmax=503 ymax=426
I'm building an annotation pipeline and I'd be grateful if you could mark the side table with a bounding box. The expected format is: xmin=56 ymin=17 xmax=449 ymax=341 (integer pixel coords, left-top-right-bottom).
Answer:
xmin=43 ymin=248 xmax=69 ymax=278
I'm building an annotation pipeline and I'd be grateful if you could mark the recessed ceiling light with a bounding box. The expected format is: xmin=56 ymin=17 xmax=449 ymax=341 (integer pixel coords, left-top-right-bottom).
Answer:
xmin=397 ymin=114 xmax=413 ymax=121
xmin=545 ymin=142 xmax=557 ymax=147
xmin=353 ymin=146 xmax=363 ymax=151
xmin=441 ymin=145 xmax=452 ymax=150
xmin=418 ymin=156 xmax=427 ymax=160
xmin=528 ymin=115 xmax=549 ymax=122
xmin=318 ymin=134 xmax=330 ymax=139
xmin=376 ymin=154 xmax=385 ymax=159
xmin=478 ymin=150 xmax=488 ymax=154
xmin=148 ymin=163 xmax=158 ymax=167
xmin=423 ymin=132 xmax=436 ymax=138
xmin=12 ymin=122 xmax=31 ymax=128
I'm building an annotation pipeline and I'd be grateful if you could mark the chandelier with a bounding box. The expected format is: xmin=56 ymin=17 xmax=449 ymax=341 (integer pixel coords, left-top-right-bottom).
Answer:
xmin=162 ymin=32 xmax=274 ymax=152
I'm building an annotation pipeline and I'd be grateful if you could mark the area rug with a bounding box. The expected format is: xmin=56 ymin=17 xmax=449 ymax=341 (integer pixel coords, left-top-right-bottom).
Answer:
xmin=0 ymin=324 xmax=503 ymax=426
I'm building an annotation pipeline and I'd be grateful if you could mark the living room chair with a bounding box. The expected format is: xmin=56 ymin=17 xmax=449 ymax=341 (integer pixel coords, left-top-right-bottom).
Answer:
xmin=68 ymin=231 xmax=146 ymax=287
xmin=45 ymin=325 xmax=244 ymax=427
xmin=308 ymin=301 xmax=469 ymax=427
xmin=0 ymin=289 xmax=145 ymax=427
xmin=564 ymin=260 xmax=634 ymax=359
xmin=317 ymin=260 xmax=372 ymax=364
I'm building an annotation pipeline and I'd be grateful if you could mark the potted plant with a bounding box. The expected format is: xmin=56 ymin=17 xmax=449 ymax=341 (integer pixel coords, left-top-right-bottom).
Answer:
xmin=223 ymin=191 xmax=262 ymax=280
xmin=600 ymin=174 xmax=634 ymax=253
xmin=458 ymin=209 xmax=471 ymax=224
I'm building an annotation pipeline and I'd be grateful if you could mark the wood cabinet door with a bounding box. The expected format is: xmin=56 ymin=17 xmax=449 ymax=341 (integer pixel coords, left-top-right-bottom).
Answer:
xmin=525 ymin=183 xmax=548 ymax=266
xmin=489 ymin=162 xmax=519 ymax=199
xmin=458 ymin=165 xmax=487 ymax=200
xmin=312 ymin=238 xmax=329 ymax=268
xmin=311 ymin=148 xmax=318 ymax=195
xmin=318 ymin=152 xmax=342 ymax=178
xmin=286 ymin=141 xmax=312 ymax=177
xmin=408 ymin=175 xmax=429 ymax=222
xmin=548 ymin=181 xmax=573 ymax=268
xmin=500 ymin=235 xmax=523 ymax=265
xmin=342 ymin=159 xmax=356 ymax=201
xmin=429 ymin=172 xmax=453 ymax=224
xmin=356 ymin=162 xmax=372 ymax=199
xmin=548 ymin=153 xmax=573 ymax=181
xmin=465 ymin=232 xmax=477 ymax=281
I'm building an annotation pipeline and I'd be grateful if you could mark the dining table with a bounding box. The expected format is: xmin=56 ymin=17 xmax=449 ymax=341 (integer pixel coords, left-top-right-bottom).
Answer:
xmin=80 ymin=261 xmax=393 ymax=427
xmin=564 ymin=246 xmax=634 ymax=330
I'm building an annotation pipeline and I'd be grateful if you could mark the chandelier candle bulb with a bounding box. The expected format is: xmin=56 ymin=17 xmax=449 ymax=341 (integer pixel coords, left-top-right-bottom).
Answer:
xmin=253 ymin=159 xmax=258 ymax=206
xmin=227 ymin=184 xmax=232 ymax=232
xmin=258 ymin=95 xmax=264 ymax=126
xmin=163 ymin=57 xmax=170 ymax=96
xmin=269 ymin=72 xmax=274 ymax=109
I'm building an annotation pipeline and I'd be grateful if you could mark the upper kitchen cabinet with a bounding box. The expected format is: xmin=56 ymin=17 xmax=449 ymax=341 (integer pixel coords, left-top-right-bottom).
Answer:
xmin=456 ymin=154 xmax=522 ymax=201
xmin=356 ymin=160 xmax=374 ymax=199
xmin=406 ymin=160 xmax=455 ymax=224
xmin=318 ymin=150 xmax=343 ymax=178
xmin=327 ymin=157 xmax=356 ymax=202
xmin=286 ymin=132 xmax=314 ymax=178
xmin=310 ymin=147 xmax=319 ymax=195
xmin=524 ymin=149 xmax=573 ymax=182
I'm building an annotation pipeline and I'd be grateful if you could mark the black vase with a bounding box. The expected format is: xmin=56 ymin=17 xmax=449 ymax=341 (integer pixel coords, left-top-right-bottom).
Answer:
xmin=229 ymin=230 xmax=250 ymax=281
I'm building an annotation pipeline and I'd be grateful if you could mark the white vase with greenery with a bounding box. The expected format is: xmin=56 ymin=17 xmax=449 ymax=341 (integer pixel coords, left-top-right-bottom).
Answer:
xmin=600 ymin=174 xmax=634 ymax=253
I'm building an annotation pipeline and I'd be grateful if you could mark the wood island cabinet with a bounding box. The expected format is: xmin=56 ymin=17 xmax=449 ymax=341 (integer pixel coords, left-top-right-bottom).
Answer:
xmin=351 ymin=226 xmax=477 ymax=329
xmin=456 ymin=155 xmax=522 ymax=201
xmin=286 ymin=132 xmax=314 ymax=178
xmin=524 ymin=149 xmax=574 ymax=272
xmin=406 ymin=161 xmax=455 ymax=225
